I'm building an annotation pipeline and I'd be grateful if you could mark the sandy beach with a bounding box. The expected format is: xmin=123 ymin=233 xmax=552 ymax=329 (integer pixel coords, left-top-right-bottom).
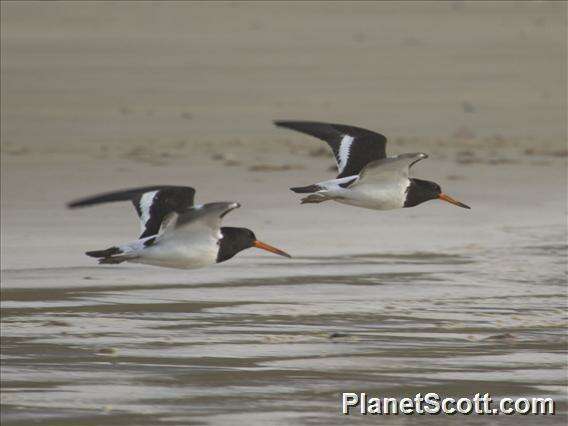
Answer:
xmin=1 ymin=2 xmax=567 ymax=425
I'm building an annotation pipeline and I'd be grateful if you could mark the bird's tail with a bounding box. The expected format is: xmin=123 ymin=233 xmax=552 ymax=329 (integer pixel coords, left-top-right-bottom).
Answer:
xmin=85 ymin=247 xmax=128 ymax=264
xmin=290 ymin=184 xmax=322 ymax=193
xmin=300 ymin=194 xmax=330 ymax=204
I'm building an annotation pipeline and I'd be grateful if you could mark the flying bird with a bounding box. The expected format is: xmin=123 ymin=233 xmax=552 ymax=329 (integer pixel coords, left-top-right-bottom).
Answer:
xmin=68 ymin=186 xmax=291 ymax=269
xmin=274 ymin=121 xmax=470 ymax=210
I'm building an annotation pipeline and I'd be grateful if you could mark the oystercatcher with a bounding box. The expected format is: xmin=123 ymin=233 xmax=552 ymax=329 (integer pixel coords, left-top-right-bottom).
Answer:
xmin=68 ymin=186 xmax=291 ymax=269
xmin=274 ymin=121 xmax=470 ymax=210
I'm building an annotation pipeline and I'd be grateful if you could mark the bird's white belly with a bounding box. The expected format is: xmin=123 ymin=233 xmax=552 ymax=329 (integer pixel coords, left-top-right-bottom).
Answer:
xmin=328 ymin=181 xmax=408 ymax=210
xmin=132 ymin=237 xmax=219 ymax=269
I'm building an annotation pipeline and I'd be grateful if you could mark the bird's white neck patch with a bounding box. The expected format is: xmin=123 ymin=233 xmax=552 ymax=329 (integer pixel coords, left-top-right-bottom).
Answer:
xmin=337 ymin=135 xmax=354 ymax=174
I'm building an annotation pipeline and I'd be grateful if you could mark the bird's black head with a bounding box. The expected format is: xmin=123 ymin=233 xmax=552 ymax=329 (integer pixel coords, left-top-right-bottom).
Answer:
xmin=405 ymin=179 xmax=470 ymax=209
xmin=217 ymin=227 xmax=291 ymax=263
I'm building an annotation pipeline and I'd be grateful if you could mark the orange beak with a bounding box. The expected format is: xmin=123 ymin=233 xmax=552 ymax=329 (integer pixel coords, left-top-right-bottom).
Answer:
xmin=253 ymin=240 xmax=292 ymax=258
xmin=438 ymin=193 xmax=470 ymax=209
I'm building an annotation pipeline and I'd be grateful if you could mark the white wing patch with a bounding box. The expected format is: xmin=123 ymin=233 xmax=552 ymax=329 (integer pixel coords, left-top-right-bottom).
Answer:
xmin=337 ymin=135 xmax=354 ymax=174
xmin=139 ymin=190 xmax=158 ymax=232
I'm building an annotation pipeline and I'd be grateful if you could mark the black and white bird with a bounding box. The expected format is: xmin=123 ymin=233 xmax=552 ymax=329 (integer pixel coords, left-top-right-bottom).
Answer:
xmin=68 ymin=186 xmax=291 ymax=269
xmin=275 ymin=121 xmax=470 ymax=210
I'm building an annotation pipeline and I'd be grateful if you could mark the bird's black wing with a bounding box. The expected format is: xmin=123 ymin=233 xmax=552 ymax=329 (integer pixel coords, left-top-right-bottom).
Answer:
xmin=274 ymin=120 xmax=388 ymax=178
xmin=68 ymin=185 xmax=196 ymax=238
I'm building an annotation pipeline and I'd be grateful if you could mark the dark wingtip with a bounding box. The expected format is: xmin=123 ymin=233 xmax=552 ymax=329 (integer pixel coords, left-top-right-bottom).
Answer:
xmin=290 ymin=184 xmax=321 ymax=194
xmin=67 ymin=200 xmax=83 ymax=209
xmin=85 ymin=250 xmax=102 ymax=258
xmin=67 ymin=198 xmax=103 ymax=210
xmin=274 ymin=120 xmax=303 ymax=128
xmin=67 ymin=185 xmax=196 ymax=211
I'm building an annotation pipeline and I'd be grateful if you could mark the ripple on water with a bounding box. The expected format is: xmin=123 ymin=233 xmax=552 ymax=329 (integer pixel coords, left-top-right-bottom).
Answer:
xmin=2 ymin=246 xmax=567 ymax=424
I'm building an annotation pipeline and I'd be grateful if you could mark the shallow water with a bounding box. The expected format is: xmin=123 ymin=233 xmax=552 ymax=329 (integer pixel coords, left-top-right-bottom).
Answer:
xmin=2 ymin=231 xmax=567 ymax=425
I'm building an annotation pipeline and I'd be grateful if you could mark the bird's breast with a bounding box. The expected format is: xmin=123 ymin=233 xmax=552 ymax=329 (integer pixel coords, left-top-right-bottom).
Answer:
xmin=136 ymin=235 xmax=219 ymax=269
xmin=334 ymin=180 xmax=409 ymax=210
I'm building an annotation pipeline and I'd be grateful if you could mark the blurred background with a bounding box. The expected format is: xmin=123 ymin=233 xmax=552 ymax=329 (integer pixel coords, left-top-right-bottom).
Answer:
xmin=2 ymin=1 xmax=566 ymax=154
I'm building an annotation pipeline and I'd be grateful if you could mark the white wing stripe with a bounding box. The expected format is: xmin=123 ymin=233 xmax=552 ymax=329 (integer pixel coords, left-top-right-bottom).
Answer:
xmin=337 ymin=135 xmax=354 ymax=174
xmin=139 ymin=190 xmax=158 ymax=232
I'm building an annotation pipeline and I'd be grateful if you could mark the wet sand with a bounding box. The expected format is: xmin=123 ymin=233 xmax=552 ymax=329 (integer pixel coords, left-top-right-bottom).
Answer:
xmin=1 ymin=2 xmax=567 ymax=425
xmin=2 ymin=152 xmax=567 ymax=425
